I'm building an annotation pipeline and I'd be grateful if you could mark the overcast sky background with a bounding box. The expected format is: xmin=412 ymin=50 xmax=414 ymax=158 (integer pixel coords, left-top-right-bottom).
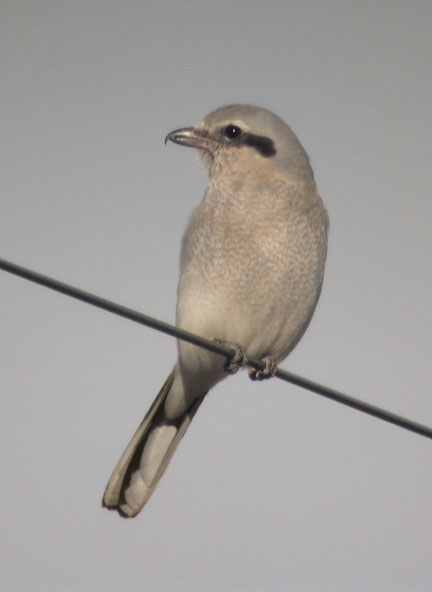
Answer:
xmin=1 ymin=2 xmax=432 ymax=591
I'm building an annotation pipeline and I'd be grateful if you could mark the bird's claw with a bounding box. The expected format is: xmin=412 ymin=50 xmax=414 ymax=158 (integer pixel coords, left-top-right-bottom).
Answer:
xmin=214 ymin=339 xmax=247 ymax=374
xmin=248 ymin=357 xmax=277 ymax=381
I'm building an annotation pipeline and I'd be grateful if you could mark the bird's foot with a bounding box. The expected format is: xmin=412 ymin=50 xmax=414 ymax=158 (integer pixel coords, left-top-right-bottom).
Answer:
xmin=248 ymin=357 xmax=277 ymax=381
xmin=214 ymin=339 xmax=247 ymax=374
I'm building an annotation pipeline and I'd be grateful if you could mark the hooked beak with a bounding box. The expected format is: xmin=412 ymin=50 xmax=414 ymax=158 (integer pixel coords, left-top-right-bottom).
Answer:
xmin=165 ymin=126 xmax=216 ymax=152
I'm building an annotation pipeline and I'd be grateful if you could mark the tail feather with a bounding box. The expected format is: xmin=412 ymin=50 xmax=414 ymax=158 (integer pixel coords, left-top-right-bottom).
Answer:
xmin=102 ymin=371 xmax=205 ymax=517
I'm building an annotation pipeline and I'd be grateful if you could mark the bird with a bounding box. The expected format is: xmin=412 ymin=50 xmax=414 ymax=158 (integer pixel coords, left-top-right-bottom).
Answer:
xmin=102 ymin=104 xmax=329 ymax=517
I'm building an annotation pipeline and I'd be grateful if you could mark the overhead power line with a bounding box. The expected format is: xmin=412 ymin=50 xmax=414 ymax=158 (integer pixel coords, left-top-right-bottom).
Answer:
xmin=1 ymin=256 xmax=431 ymax=441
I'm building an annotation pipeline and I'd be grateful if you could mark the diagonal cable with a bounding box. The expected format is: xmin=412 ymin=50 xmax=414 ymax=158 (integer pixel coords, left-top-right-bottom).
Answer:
xmin=1 ymin=256 xmax=431 ymax=440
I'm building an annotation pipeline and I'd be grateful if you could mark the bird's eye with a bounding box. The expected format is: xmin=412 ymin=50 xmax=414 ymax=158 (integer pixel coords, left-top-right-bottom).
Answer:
xmin=224 ymin=125 xmax=242 ymax=139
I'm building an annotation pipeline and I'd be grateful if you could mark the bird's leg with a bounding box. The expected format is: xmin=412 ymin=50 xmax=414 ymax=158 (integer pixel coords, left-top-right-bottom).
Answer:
xmin=248 ymin=357 xmax=277 ymax=381
xmin=213 ymin=339 xmax=247 ymax=374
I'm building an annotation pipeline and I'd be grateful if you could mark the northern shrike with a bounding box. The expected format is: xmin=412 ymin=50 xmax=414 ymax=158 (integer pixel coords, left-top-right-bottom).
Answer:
xmin=103 ymin=104 xmax=328 ymax=517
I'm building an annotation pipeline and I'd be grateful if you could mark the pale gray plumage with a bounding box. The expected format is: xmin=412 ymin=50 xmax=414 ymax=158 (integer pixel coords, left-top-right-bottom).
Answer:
xmin=103 ymin=104 xmax=328 ymax=517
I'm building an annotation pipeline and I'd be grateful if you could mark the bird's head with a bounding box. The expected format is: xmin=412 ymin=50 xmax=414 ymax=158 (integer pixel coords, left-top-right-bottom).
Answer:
xmin=165 ymin=104 xmax=314 ymax=183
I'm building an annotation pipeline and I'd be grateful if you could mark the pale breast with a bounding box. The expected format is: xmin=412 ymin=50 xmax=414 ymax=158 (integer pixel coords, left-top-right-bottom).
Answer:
xmin=176 ymin=180 xmax=328 ymax=363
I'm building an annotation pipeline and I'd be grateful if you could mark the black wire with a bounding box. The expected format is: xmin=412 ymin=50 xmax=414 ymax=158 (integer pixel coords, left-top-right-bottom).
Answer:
xmin=1 ymin=256 xmax=431 ymax=441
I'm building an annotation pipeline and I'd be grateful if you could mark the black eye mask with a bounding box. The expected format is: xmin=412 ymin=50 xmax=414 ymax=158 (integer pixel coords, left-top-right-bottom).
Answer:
xmin=242 ymin=133 xmax=276 ymax=157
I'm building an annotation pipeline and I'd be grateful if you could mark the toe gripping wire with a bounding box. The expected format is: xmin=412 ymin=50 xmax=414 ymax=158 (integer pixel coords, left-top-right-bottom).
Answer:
xmin=1 ymin=256 xmax=432 ymax=441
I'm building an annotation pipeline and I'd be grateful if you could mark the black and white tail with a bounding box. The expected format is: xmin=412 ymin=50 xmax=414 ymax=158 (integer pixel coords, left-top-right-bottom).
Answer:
xmin=102 ymin=371 xmax=205 ymax=517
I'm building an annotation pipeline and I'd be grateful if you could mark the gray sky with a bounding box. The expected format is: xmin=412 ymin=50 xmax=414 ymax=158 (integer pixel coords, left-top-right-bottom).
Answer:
xmin=1 ymin=2 xmax=431 ymax=591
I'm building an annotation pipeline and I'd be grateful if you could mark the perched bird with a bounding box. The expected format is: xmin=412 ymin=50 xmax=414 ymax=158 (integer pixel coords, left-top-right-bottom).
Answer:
xmin=103 ymin=104 xmax=329 ymax=517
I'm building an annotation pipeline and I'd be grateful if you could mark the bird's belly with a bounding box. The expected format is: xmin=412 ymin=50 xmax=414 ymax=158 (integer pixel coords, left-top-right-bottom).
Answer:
xmin=176 ymin=266 xmax=319 ymax=373
xmin=176 ymin=205 xmax=327 ymax=377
